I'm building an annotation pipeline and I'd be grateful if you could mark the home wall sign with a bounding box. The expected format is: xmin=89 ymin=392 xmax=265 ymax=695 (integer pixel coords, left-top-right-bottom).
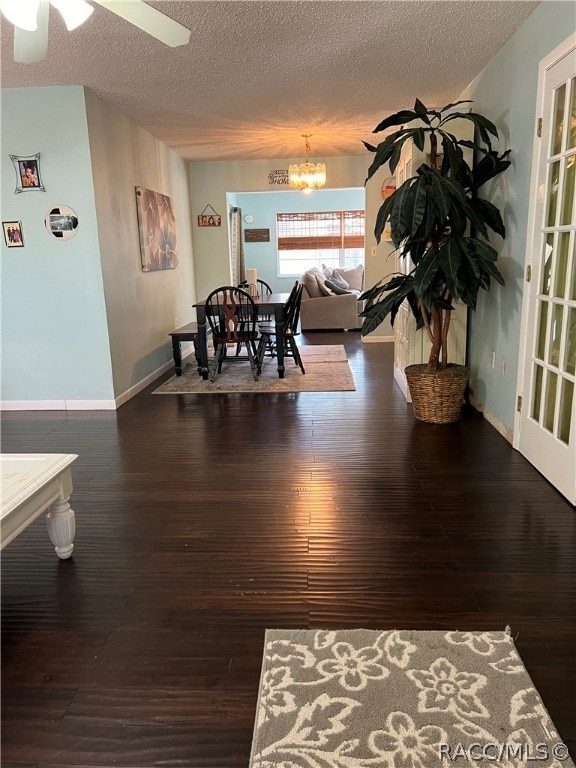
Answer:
xmin=244 ymin=228 xmax=270 ymax=243
xmin=197 ymin=204 xmax=221 ymax=227
xmin=45 ymin=205 xmax=79 ymax=240
xmin=268 ymin=169 xmax=289 ymax=186
xmin=10 ymin=153 xmax=45 ymax=193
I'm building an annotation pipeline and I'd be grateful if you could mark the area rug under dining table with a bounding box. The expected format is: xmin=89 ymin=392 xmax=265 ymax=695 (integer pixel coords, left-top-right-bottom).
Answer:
xmin=153 ymin=345 xmax=355 ymax=394
xmin=249 ymin=628 xmax=573 ymax=767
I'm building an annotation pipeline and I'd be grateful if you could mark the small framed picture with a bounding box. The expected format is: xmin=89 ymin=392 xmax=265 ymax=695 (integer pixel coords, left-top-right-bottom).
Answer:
xmin=198 ymin=213 xmax=221 ymax=227
xmin=3 ymin=221 xmax=24 ymax=248
xmin=9 ymin=153 xmax=45 ymax=194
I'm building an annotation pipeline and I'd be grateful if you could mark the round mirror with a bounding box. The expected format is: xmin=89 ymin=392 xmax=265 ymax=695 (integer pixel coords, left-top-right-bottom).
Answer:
xmin=45 ymin=205 xmax=79 ymax=240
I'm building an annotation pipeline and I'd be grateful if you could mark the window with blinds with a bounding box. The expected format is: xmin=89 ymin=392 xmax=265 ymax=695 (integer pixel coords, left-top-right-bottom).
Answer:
xmin=276 ymin=210 xmax=365 ymax=276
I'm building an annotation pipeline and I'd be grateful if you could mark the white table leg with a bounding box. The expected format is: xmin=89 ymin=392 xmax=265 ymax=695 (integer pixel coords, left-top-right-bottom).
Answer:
xmin=46 ymin=496 xmax=75 ymax=559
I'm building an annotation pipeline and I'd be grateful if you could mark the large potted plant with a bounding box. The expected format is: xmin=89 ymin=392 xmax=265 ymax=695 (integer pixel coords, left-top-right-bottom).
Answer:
xmin=362 ymin=99 xmax=511 ymax=423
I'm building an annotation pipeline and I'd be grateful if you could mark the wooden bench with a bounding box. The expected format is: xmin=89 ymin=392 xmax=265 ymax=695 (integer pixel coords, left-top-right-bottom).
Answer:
xmin=169 ymin=322 xmax=201 ymax=376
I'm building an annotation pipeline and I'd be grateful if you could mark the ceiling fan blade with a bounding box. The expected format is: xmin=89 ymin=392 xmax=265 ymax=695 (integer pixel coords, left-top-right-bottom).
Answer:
xmin=91 ymin=0 xmax=190 ymax=47
xmin=14 ymin=0 xmax=48 ymax=63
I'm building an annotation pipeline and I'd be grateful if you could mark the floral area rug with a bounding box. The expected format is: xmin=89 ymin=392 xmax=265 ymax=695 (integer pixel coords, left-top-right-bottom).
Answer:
xmin=250 ymin=628 xmax=573 ymax=768
xmin=152 ymin=346 xmax=355 ymax=394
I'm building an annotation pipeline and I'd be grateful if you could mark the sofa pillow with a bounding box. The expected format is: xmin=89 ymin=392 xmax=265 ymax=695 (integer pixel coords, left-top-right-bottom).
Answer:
xmin=327 ymin=271 xmax=349 ymax=291
xmin=315 ymin=273 xmax=334 ymax=296
xmin=302 ymin=270 xmax=323 ymax=298
xmin=325 ymin=278 xmax=353 ymax=295
xmin=333 ymin=264 xmax=364 ymax=291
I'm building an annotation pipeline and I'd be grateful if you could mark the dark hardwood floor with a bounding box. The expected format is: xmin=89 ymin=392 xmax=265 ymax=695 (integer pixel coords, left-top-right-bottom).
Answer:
xmin=1 ymin=334 xmax=575 ymax=767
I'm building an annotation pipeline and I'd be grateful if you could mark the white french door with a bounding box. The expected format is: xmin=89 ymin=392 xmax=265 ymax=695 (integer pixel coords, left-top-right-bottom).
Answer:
xmin=516 ymin=35 xmax=576 ymax=504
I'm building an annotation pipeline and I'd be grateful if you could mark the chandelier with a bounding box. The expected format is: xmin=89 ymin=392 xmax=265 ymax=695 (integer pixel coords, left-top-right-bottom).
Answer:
xmin=289 ymin=135 xmax=326 ymax=193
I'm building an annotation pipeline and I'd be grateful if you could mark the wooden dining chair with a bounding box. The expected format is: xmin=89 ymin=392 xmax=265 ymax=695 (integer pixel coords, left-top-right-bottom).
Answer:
xmin=205 ymin=287 xmax=261 ymax=382
xmin=238 ymin=278 xmax=273 ymax=300
xmin=257 ymin=281 xmax=305 ymax=374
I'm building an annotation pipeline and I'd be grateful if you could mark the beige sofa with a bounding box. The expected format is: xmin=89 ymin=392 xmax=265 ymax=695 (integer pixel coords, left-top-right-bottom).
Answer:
xmin=299 ymin=265 xmax=364 ymax=331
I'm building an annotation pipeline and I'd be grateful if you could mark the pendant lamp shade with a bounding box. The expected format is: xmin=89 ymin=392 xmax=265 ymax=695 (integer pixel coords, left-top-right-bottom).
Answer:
xmin=289 ymin=135 xmax=326 ymax=193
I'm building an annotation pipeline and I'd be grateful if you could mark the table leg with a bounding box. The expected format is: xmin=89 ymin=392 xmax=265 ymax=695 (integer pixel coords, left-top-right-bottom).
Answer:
xmin=46 ymin=496 xmax=75 ymax=560
xmin=172 ymin=336 xmax=183 ymax=376
xmin=274 ymin=306 xmax=286 ymax=379
xmin=196 ymin=307 xmax=210 ymax=380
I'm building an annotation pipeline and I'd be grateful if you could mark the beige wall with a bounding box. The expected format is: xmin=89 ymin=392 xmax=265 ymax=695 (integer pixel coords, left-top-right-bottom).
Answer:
xmin=85 ymin=89 xmax=197 ymax=398
xmin=188 ymin=155 xmax=393 ymax=337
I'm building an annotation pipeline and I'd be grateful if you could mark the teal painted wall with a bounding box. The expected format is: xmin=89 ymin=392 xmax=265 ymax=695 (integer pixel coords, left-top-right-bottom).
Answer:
xmin=0 ymin=86 xmax=114 ymax=403
xmin=235 ymin=188 xmax=364 ymax=293
xmin=461 ymin=2 xmax=575 ymax=431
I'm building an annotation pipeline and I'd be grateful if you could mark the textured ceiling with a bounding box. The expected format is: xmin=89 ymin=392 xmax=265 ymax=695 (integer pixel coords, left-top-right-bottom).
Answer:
xmin=0 ymin=0 xmax=539 ymax=161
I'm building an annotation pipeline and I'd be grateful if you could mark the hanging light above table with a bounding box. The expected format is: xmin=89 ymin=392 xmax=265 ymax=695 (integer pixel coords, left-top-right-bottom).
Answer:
xmin=289 ymin=135 xmax=326 ymax=194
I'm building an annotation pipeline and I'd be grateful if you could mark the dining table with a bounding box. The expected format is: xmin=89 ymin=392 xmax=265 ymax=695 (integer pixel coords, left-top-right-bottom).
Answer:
xmin=192 ymin=292 xmax=291 ymax=380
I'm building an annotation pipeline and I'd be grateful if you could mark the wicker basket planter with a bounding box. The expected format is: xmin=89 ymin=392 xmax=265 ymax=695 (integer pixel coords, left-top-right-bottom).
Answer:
xmin=405 ymin=364 xmax=469 ymax=424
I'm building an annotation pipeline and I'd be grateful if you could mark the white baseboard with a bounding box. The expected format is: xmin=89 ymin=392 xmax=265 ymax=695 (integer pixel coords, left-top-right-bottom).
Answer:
xmin=114 ymin=347 xmax=196 ymax=408
xmin=468 ymin=393 xmax=513 ymax=444
xmin=0 ymin=349 xmax=196 ymax=413
xmin=361 ymin=336 xmax=394 ymax=343
xmin=0 ymin=399 xmax=116 ymax=411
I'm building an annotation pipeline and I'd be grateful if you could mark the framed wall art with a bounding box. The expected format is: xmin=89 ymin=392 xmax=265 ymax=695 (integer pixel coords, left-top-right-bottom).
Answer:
xmin=135 ymin=187 xmax=178 ymax=272
xmin=197 ymin=204 xmax=221 ymax=227
xmin=3 ymin=221 xmax=24 ymax=248
xmin=9 ymin=153 xmax=45 ymax=193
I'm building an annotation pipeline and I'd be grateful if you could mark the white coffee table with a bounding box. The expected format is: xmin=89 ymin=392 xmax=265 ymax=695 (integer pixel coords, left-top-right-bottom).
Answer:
xmin=1 ymin=453 xmax=78 ymax=559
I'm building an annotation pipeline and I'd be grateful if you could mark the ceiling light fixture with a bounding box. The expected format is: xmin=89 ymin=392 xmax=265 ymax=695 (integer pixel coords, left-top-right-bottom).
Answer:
xmin=289 ymin=135 xmax=326 ymax=194
xmin=0 ymin=0 xmax=93 ymax=32
xmin=0 ymin=0 xmax=41 ymax=31
xmin=50 ymin=0 xmax=93 ymax=31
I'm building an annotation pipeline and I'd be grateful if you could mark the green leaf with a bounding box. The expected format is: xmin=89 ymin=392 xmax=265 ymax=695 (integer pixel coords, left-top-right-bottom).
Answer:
xmin=363 ymin=141 xmax=377 ymax=152
xmin=360 ymin=286 xmax=410 ymax=334
xmin=407 ymin=177 xmax=427 ymax=235
xmin=413 ymin=247 xmax=439 ymax=294
xmin=365 ymin=130 xmax=417 ymax=181
xmin=412 ymin=127 xmax=426 ymax=151
xmin=469 ymin=198 xmax=506 ymax=238
xmin=471 ymin=150 xmax=511 ymax=190
xmin=429 ymin=172 xmax=451 ymax=220
xmin=373 ymin=193 xmax=396 ymax=244
xmin=373 ymin=110 xmax=419 ymax=133
xmin=438 ymin=239 xmax=462 ymax=298
xmin=441 ymin=112 xmax=498 ymax=146
xmin=390 ymin=180 xmax=416 ymax=241
xmin=406 ymin=290 xmax=425 ymax=329
xmin=471 ymin=238 xmax=500 ymax=265
xmin=389 ymin=137 xmax=406 ymax=174
xmin=439 ymin=132 xmax=463 ymax=175
xmin=480 ymin=258 xmax=505 ymax=286
xmin=414 ymin=99 xmax=431 ymax=124
xmin=440 ymin=99 xmax=474 ymax=112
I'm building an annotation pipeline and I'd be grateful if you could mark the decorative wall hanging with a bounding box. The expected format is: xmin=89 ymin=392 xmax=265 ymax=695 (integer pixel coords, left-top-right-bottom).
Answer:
xmin=10 ymin=153 xmax=45 ymax=193
xmin=197 ymin=204 xmax=221 ymax=227
xmin=135 ymin=187 xmax=178 ymax=272
xmin=44 ymin=205 xmax=79 ymax=240
xmin=268 ymin=169 xmax=289 ymax=186
xmin=3 ymin=221 xmax=24 ymax=248
xmin=244 ymin=228 xmax=270 ymax=243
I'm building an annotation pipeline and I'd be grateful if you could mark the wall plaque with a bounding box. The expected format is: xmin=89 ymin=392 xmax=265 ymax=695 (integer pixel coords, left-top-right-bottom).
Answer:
xmin=245 ymin=228 xmax=270 ymax=243
xmin=268 ymin=169 xmax=289 ymax=186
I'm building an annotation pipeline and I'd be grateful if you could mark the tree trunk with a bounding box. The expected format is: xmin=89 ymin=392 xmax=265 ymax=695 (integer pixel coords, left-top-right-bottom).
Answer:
xmin=427 ymin=305 xmax=442 ymax=370
xmin=441 ymin=308 xmax=451 ymax=368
